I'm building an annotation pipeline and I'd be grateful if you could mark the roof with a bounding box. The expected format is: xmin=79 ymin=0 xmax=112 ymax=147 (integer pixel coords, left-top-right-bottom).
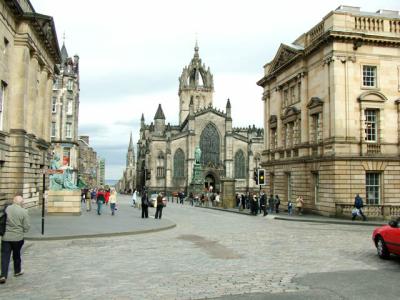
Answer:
xmin=154 ymin=104 xmax=165 ymax=120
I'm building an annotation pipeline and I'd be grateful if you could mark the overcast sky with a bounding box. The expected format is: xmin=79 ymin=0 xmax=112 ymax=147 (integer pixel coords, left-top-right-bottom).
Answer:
xmin=33 ymin=0 xmax=400 ymax=180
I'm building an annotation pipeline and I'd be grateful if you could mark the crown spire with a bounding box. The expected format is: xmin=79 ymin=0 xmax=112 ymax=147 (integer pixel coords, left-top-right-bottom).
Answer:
xmin=128 ymin=132 xmax=133 ymax=151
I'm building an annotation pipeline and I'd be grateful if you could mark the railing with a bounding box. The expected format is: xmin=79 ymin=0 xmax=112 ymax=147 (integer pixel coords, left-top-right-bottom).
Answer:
xmin=354 ymin=17 xmax=384 ymax=32
xmin=336 ymin=203 xmax=400 ymax=219
xmin=367 ymin=143 xmax=381 ymax=154
xmin=306 ymin=21 xmax=324 ymax=46
xmin=389 ymin=20 xmax=400 ymax=33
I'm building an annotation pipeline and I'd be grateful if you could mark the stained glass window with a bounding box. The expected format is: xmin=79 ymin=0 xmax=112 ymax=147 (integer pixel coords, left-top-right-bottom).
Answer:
xmin=173 ymin=149 xmax=185 ymax=178
xmin=234 ymin=150 xmax=246 ymax=179
xmin=200 ymin=123 xmax=220 ymax=165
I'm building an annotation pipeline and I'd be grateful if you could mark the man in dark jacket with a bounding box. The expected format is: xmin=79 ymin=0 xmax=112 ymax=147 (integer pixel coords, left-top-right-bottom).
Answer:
xmin=352 ymin=194 xmax=367 ymax=221
xmin=141 ymin=192 xmax=149 ymax=218
xmin=259 ymin=191 xmax=267 ymax=216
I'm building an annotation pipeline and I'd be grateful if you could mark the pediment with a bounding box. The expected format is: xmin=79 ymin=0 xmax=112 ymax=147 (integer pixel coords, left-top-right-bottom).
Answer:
xmin=269 ymin=44 xmax=302 ymax=74
xmin=281 ymin=106 xmax=300 ymax=123
xmin=307 ymin=97 xmax=323 ymax=109
xmin=357 ymin=91 xmax=387 ymax=102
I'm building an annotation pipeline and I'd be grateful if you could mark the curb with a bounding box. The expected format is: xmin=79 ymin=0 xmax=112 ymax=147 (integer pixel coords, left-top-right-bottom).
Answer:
xmin=197 ymin=205 xmax=385 ymax=227
xmin=25 ymin=223 xmax=177 ymax=241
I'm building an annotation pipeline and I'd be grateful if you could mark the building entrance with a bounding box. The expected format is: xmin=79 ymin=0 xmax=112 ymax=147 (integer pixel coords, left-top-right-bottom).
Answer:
xmin=205 ymin=174 xmax=215 ymax=192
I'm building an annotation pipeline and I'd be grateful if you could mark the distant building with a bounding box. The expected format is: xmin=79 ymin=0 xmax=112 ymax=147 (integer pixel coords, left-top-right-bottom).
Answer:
xmin=117 ymin=133 xmax=136 ymax=193
xmin=257 ymin=6 xmax=400 ymax=219
xmin=98 ymin=158 xmax=105 ymax=186
xmin=0 ymin=0 xmax=61 ymax=207
xmin=136 ymin=43 xmax=264 ymax=195
xmin=51 ymin=41 xmax=80 ymax=185
xmin=78 ymin=136 xmax=99 ymax=188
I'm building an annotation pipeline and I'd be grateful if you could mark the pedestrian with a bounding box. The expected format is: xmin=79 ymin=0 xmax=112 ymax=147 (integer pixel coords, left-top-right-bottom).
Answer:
xmin=215 ymin=192 xmax=220 ymax=207
xmin=109 ymin=188 xmax=117 ymax=216
xmin=352 ymin=193 xmax=367 ymax=221
xmin=141 ymin=192 xmax=149 ymax=218
xmin=189 ymin=192 xmax=194 ymax=206
xmin=96 ymin=188 xmax=106 ymax=215
xmin=179 ymin=191 xmax=185 ymax=205
xmin=104 ymin=188 xmax=110 ymax=205
xmin=288 ymin=199 xmax=293 ymax=216
xmin=241 ymin=194 xmax=246 ymax=210
xmin=260 ymin=191 xmax=267 ymax=216
xmin=268 ymin=194 xmax=275 ymax=214
xmin=132 ymin=189 xmax=137 ymax=207
xmin=0 ymin=193 xmax=30 ymax=284
xmin=251 ymin=194 xmax=258 ymax=216
xmin=85 ymin=189 xmax=91 ymax=212
xmin=296 ymin=196 xmax=304 ymax=215
xmin=275 ymin=195 xmax=281 ymax=213
xmin=155 ymin=193 xmax=164 ymax=219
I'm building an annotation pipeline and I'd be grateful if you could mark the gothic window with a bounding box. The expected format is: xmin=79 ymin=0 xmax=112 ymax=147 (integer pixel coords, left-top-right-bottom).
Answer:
xmin=234 ymin=150 xmax=246 ymax=179
xmin=173 ymin=149 xmax=185 ymax=178
xmin=200 ymin=123 xmax=220 ymax=166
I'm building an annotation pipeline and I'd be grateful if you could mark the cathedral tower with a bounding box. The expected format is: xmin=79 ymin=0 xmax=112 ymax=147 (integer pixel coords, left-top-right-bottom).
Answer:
xmin=178 ymin=42 xmax=214 ymax=124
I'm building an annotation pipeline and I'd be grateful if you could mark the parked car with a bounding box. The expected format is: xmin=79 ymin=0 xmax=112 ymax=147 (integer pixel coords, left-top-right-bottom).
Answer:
xmin=372 ymin=219 xmax=400 ymax=259
xmin=149 ymin=193 xmax=158 ymax=207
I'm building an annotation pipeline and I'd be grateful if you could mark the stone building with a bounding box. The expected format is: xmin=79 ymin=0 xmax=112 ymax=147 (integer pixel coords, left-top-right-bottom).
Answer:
xmin=117 ymin=133 xmax=136 ymax=193
xmin=51 ymin=40 xmax=80 ymax=184
xmin=98 ymin=158 xmax=105 ymax=186
xmin=136 ymin=43 xmax=264 ymax=195
xmin=0 ymin=0 xmax=61 ymax=208
xmin=77 ymin=135 xmax=99 ymax=188
xmin=257 ymin=6 xmax=400 ymax=219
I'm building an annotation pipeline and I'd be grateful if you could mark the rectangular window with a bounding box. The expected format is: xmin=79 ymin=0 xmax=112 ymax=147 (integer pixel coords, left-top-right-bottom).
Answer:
xmin=286 ymin=173 xmax=292 ymax=202
xmin=283 ymin=90 xmax=288 ymax=107
xmin=313 ymin=172 xmax=319 ymax=204
xmin=51 ymin=122 xmax=56 ymax=137
xmin=363 ymin=65 xmax=377 ymax=87
xmin=285 ymin=123 xmax=293 ymax=148
xmin=0 ymin=82 xmax=5 ymax=131
xmin=157 ymin=167 xmax=165 ymax=177
xmin=297 ymin=82 xmax=301 ymax=102
xmin=366 ymin=173 xmax=380 ymax=205
xmin=270 ymin=128 xmax=277 ymax=149
xmin=66 ymin=123 xmax=72 ymax=138
xmin=67 ymin=100 xmax=73 ymax=115
xmin=365 ymin=109 xmax=377 ymax=142
xmin=290 ymin=86 xmax=295 ymax=104
xmin=67 ymin=79 xmax=73 ymax=91
xmin=52 ymin=97 xmax=57 ymax=113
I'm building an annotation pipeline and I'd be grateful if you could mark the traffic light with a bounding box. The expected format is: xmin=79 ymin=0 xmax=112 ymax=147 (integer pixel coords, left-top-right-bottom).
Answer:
xmin=145 ymin=169 xmax=151 ymax=180
xmin=253 ymin=169 xmax=258 ymax=185
xmin=258 ymin=169 xmax=266 ymax=185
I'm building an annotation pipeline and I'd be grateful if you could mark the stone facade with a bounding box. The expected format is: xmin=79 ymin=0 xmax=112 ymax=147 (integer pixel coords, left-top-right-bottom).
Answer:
xmin=257 ymin=6 xmax=400 ymax=218
xmin=117 ymin=133 xmax=136 ymax=193
xmin=98 ymin=158 xmax=105 ymax=186
xmin=51 ymin=41 xmax=80 ymax=185
xmin=0 ymin=0 xmax=61 ymax=208
xmin=77 ymin=135 xmax=99 ymax=188
xmin=136 ymin=44 xmax=264 ymax=195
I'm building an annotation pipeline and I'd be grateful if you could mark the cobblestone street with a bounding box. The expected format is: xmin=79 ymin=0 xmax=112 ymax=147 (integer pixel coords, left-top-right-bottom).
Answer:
xmin=1 ymin=195 xmax=396 ymax=299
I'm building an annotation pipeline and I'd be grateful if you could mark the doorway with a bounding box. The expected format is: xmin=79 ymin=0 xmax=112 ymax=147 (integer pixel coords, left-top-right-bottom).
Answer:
xmin=204 ymin=174 xmax=215 ymax=192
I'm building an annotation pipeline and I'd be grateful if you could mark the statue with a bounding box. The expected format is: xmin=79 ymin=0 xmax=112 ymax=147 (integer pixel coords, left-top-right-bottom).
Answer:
xmin=195 ymin=146 xmax=202 ymax=164
xmin=49 ymin=153 xmax=79 ymax=191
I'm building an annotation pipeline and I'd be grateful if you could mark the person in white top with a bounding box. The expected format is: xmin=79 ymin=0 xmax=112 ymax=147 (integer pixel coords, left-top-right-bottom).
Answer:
xmin=109 ymin=189 xmax=117 ymax=215
xmin=131 ymin=189 xmax=137 ymax=207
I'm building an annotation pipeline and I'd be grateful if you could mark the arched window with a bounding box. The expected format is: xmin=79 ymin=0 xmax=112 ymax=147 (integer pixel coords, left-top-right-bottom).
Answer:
xmin=173 ymin=149 xmax=185 ymax=178
xmin=234 ymin=150 xmax=246 ymax=179
xmin=200 ymin=123 xmax=220 ymax=165
xmin=156 ymin=151 xmax=165 ymax=177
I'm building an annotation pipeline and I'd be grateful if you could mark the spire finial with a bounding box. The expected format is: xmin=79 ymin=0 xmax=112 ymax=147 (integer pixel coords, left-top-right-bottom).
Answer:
xmin=63 ymin=31 xmax=66 ymax=45
xmin=194 ymin=34 xmax=199 ymax=58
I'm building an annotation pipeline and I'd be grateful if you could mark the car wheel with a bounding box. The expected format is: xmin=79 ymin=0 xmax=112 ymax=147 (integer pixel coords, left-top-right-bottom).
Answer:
xmin=376 ymin=236 xmax=390 ymax=259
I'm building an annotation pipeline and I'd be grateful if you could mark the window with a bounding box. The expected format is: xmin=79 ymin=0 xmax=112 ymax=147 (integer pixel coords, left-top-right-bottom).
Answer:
xmin=365 ymin=109 xmax=377 ymax=142
xmin=67 ymin=79 xmax=73 ymax=91
xmin=157 ymin=152 xmax=165 ymax=178
xmin=52 ymin=97 xmax=57 ymax=113
xmin=290 ymin=86 xmax=295 ymax=104
xmin=297 ymin=82 xmax=301 ymax=102
xmin=0 ymin=82 xmax=5 ymax=131
xmin=173 ymin=149 xmax=185 ymax=178
xmin=285 ymin=123 xmax=293 ymax=148
xmin=312 ymin=113 xmax=322 ymax=143
xmin=200 ymin=123 xmax=220 ymax=166
xmin=366 ymin=173 xmax=380 ymax=204
xmin=363 ymin=65 xmax=377 ymax=87
xmin=66 ymin=123 xmax=72 ymax=138
xmin=270 ymin=128 xmax=277 ymax=149
xmin=234 ymin=150 xmax=246 ymax=179
xmin=283 ymin=89 xmax=288 ymax=107
xmin=51 ymin=122 xmax=56 ymax=137
xmin=312 ymin=172 xmax=319 ymax=204
xmin=67 ymin=99 xmax=73 ymax=115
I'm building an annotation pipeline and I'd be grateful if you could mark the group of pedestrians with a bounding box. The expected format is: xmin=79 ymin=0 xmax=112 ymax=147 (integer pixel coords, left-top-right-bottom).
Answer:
xmin=139 ymin=191 xmax=166 ymax=219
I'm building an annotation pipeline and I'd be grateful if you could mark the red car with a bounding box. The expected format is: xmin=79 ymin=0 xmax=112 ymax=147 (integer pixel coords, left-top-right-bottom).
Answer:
xmin=372 ymin=219 xmax=400 ymax=259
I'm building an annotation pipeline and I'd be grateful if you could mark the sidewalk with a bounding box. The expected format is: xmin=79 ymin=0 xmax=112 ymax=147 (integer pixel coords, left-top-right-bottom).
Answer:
xmin=197 ymin=205 xmax=387 ymax=227
xmin=25 ymin=195 xmax=176 ymax=240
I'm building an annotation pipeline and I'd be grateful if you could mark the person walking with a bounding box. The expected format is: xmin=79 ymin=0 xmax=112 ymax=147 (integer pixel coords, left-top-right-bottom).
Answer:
xmin=141 ymin=192 xmax=149 ymax=218
xmin=288 ymin=199 xmax=293 ymax=216
xmin=260 ymin=191 xmax=267 ymax=216
xmin=275 ymin=195 xmax=281 ymax=213
xmin=215 ymin=192 xmax=221 ymax=207
xmin=104 ymin=188 xmax=110 ymax=206
xmin=155 ymin=193 xmax=164 ymax=219
xmin=85 ymin=189 xmax=91 ymax=212
xmin=296 ymin=196 xmax=304 ymax=215
xmin=0 ymin=194 xmax=30 ymax=284
xmin=251 ymin=194 xmax=259 ymax=216
xmin=352 ymin=193 xmax=367 ymax=221
xmin=241 ymin=194 xmax=246 ymax=210
xmin=109 ymin=189 xmax=117 ymax=216
xmin=131 ymin=189 xmax=137 ymax=207
xmin=268 ymin=194 xmax=275 ymax=214
xmin=96 ymin=188 xmax=106 ymax=215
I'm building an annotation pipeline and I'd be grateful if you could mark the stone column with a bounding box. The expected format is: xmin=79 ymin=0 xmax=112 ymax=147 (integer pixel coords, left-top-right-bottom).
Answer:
xmin=220 ymin=178 xmax=236 ymax=208
xmin=26 ymin=53 xmax=39 ymax=137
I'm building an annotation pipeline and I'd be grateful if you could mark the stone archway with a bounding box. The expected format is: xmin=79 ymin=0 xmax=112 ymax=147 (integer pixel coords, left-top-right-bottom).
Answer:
xmin=204 ymin=174 xmax=215 ymax=191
